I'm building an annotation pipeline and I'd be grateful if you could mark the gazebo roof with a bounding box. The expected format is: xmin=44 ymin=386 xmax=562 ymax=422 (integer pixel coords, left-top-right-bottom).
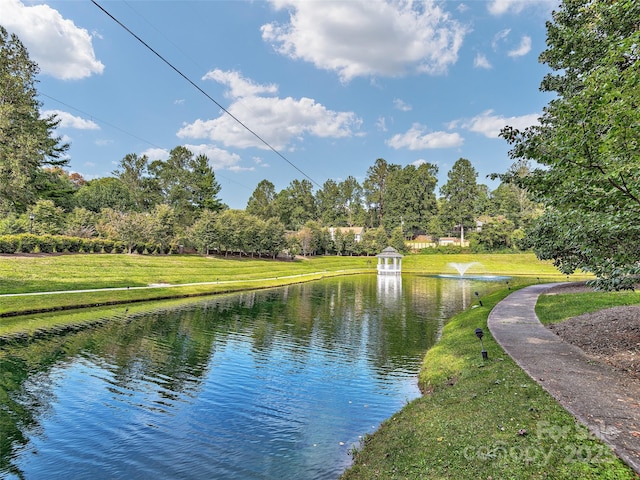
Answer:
xmin=376 ymin=246 xmax=403 ymax=258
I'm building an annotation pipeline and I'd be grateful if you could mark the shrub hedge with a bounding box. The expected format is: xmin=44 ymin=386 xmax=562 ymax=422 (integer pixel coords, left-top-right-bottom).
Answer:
xmin=0 ymin=234 xmax=163 ymax=255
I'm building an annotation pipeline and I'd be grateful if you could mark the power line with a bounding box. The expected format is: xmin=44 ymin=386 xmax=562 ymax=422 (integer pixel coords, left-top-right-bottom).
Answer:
xmin=40 ymin=92 xmax=253 ymax=191
xmin=41 ymin=92 xmax=164 ymax=150
xmin=91 ymin=0 xmax=322 ymax=189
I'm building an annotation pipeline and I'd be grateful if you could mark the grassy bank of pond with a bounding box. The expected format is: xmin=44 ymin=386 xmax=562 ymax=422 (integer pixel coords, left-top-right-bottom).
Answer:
xmin=0 ymin=252 xmax=563 ymax=321
xmin=341 ymin=282 xmax=640 ymax=479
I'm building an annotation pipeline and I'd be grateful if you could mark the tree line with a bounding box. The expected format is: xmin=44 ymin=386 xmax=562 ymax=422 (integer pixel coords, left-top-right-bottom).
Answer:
xmin=0 ymin=149 xmax=540 ymax=256
xmin=0 ymin=24 xmax=539 ymax=257
xmin=5 ymin=0 xmax=637 ymax=289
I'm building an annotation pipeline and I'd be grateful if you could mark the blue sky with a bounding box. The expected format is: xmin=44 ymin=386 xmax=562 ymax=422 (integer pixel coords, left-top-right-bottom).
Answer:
xmin=4 ymin=0 xmax=557 ymax=209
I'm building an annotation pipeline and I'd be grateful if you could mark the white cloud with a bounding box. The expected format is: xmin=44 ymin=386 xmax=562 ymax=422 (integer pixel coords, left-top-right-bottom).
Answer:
xmin=393 ymin=98 xmax=412 ymax=112
xmin=183 ymin=144 xmax=249 ymax=171
xmin=262 ymin=0 xmax=467 ymax=82
xmin=492 ymin=29 xmax=511 ymax=50
xmin=463 ymin=110 xmax=539 ymax=138
xmin=474 ymin=53 xmax=492 ymax=69
xmin=202 ymin=69 xmax=278 ymax=99
xmin=2 ymin=0 xmax=104 ymax=80
xmin=141 ymin=148 xmax=170 ymax=161
xmin=253 ymin=157 xmax=269 ymax=168
xmin=179 ymin=71 xmax=361 ymax=150
xmin=43 ymin=110 xmax=100 ymax=130
xmin=376 ymin=116 xmax=388 ymax=132
xmin=488 ymin=0 xmax=525 ymax=15
xmin=386 ymin=123 xmax=463 ymax=150
xmin=488 ymin=0 xmax=556 ymax=16
xmin=508 ymin=35 xmax=532 ymax=57
xmin=491 ymin=29 xmax=531 ymax=59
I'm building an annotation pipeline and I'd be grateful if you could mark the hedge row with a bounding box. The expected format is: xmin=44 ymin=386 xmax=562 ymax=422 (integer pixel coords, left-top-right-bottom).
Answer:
xmin=0 ymin=234 xmax=178 ymax=255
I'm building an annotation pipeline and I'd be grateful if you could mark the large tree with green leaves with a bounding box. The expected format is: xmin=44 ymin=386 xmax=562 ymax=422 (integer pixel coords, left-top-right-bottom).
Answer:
xmin=383 ymin=162 xmax=439 ymax=236
xmin=439 ymin=158 xmax=480 ymax=240
xmin=0 ymin=26 xmax=68 ymax=213
xmin=112 ymin=153 xmax=160 ymax=211
xmin=363 ymin=158 xmax=400 ymax=228
xmin=246 ymin=179 xmax=277 ymax=220
xmin=338 ymin=176 xmax=365 ymax=227
xmin=74 ymin=177 xmax=134 ymax=213
xmin=316 ymin=179 xmax=342 ymax=226
xmin=149 ymin=146 xmax=223 ymax=226
xmin=191 ymin=153 xmax=224 ymax=212
xmin=273 ymin=179 xmax=317 ymax=230
xmin=501 ymin=0 xmax=640 ymax=289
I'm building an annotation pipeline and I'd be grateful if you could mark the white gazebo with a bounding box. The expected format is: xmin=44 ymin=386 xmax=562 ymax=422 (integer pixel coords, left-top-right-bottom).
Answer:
xmin=376 ymin=246 xmax=403 ymax=275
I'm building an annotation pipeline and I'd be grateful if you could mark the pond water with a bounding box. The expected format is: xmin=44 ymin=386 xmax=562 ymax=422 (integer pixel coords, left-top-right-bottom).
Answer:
xmin=0 ymin=274 xmax=501 ymax=479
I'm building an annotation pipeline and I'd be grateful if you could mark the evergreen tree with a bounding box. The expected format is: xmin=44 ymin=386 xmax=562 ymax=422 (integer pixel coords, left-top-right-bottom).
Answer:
xmin=0 ymin=26 xmax=68 ymax=213
xmin=191 ymin=154 xmax=223 ymax=212
xmin=363 ymin=158 xmax=400 ymax=228
xmin=439 ymin=158 xmax=480 ymax=240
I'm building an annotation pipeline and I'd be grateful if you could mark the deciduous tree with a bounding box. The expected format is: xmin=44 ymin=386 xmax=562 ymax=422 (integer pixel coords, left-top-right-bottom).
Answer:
xmin=246 ymin=179 xmax=277 ymax=220
xmin=273 ymin=179 xmax=317 ymax=230
xmin=74 ymin=177 xmax=134 ymax=213
xmin=501 ymin=0 xmax=640 ymax=289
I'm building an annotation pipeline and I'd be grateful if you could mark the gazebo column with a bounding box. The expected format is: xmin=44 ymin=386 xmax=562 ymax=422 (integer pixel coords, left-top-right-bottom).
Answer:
xmin=376 ymin=246 xmax=403 ymax=276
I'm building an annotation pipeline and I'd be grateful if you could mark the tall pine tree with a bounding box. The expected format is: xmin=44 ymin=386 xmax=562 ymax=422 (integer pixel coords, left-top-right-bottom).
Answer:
xmin=0 ymin=26 xmax=68 ymax=213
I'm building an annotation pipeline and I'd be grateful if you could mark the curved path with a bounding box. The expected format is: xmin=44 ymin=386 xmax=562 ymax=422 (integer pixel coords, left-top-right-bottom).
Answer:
xmin=488 ymin=283 xmax=640 ymax=475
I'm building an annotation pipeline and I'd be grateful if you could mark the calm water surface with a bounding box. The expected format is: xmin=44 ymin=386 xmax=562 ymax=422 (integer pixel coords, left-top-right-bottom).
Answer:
xmin=0 ymin=275 xmax=500 ymax=479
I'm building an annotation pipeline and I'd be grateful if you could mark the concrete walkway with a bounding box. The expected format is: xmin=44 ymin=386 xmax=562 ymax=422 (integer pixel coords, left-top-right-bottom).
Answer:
xmin=488 ymin=283 xmax=640 ymax=475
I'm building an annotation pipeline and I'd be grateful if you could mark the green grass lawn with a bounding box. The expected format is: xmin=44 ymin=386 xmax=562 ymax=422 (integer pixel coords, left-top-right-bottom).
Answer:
xmin=0 ymin=252 xmax=570 ymax=295
xmin=342 ymin=282 xmax=638 ymax=479
xmin=0 ymin=253 xmax=373 ymax=294
xmin=403 ymin=253 xmax=567 ymax=277
xmin=0 ymin=252 xmax=577 ymax=319
xmin=536 ymin=290 xmax=640 ymax=325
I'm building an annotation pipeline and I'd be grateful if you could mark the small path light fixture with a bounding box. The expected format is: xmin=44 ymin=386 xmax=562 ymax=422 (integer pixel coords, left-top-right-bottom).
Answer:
xmin=29 ymin=214 xmax=34 ymax=234
xmin=475 ymin=328 xmax=488 ymax=360
xmin=474 ymin=291 xmax=483 ymax=307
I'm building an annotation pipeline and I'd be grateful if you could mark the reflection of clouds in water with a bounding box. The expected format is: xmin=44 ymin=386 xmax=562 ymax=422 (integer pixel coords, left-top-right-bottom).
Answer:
xmin=2 ymin=276 xmax=508 ymax=480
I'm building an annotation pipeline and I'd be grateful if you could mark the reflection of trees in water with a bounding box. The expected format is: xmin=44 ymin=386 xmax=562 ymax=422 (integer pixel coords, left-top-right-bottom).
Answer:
xmin=0 ymin=309 xmax=220 ymax=477
xmin=0 ymin=275 xmax=486 ymax=477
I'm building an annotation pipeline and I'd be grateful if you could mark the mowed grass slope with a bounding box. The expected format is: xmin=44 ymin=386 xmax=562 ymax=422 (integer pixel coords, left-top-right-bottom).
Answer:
xmin=537 ymin=290 xmax=640 ymax=325
xmin=0 ymin=253 xmax=578 ymax=319
xmin=342 ymin=283 xmax=638 ymax=479
xmin=0 ymin=252 xmax=572 ymax=329
xmin=0 ymin=252 xmax=566 ymax=294
xmin=0 ymin=254 xmax=371 ymax=294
